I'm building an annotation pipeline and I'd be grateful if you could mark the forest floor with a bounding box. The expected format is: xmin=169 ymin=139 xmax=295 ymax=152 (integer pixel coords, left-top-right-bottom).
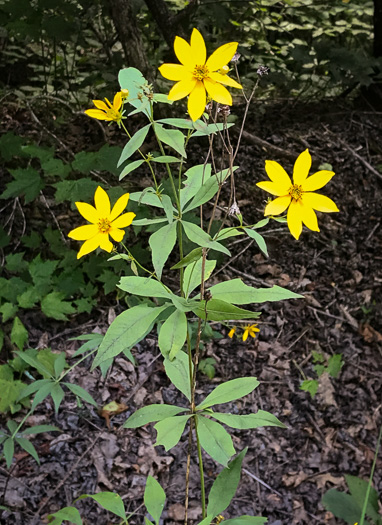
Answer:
xmin=1 ymin=95 xmax=382 ymax=525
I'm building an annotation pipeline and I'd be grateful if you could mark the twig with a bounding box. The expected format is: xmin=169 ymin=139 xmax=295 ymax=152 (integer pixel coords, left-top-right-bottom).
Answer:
xmin=242 ymin=467 xmax=282 ymax=496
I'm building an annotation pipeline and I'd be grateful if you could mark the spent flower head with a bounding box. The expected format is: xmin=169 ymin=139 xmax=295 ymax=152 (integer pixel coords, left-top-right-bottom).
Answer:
xmin=84 ymin=92 xmax=125 ymax=125
xmin=68 ymin=186 xmax=136 ymax=259
xmin=257 ymin=149 xmax=339 ymax=240
xmin=159 ymin=28 xmax=242 ymax=121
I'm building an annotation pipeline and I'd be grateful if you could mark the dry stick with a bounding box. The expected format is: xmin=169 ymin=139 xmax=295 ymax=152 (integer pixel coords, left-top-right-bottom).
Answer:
xmin=242 ymin=468 xmax=282 ymax=496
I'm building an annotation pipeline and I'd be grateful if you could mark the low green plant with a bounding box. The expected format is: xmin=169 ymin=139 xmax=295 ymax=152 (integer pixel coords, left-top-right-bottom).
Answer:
xmin=299 ymin=351 xmax=344 ymax=398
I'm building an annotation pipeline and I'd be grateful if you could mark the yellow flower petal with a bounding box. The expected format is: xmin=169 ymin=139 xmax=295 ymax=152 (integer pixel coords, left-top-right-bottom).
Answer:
xmin=77 ymin=235 xmax=102 ymax=259
xmin=204 ymin=78 xmax=232 ymax=105
xmin=302 ymin=170 xmax=335 ymax=192
xmin=68 ymin=224 xmax=99 ymax=241
xmin=187 ymin=81 xmax=206 ymax=121
xmin=264 ymin=160 xmax=292 ymax=187
xmin=75 ymin=202 xmax=99 ymax=224
xmin=209 ymin=71 xmax=242 ymax=89
xmin=159 ymin=63 xmax=189 ymax=81
xmin=300 ymin=200 xmax=319 ymax=231
xmin=242 ymin=329 xmax=249 ymax=342
xmin=110 ymin=192 xmax=130 ymax=222
xmin=257 ymin=180 xmax=290 ymax=197
xmin=112 ymin=212 xmax=136 ymax=229
xmin=99 ymin=234 xmax=113 ymax=252
xmin=206 ymin=41 xmax=238 ymax=71
xmin=92 ymin=100 xmax=109 ymax=111
xmin=287 ymin=200 xmax=303 ymax=240
xmin=293 ymin=149 xmax=311 ymax=185
xmin=303 ymin=193 xmax=339 ymax=212
xmin=228 ymin=327 xmax=236 ymax=338
xmin=190 ymin=28 xmax=207 ymax=65
xmin=84 ymin=109 xmax=109 ymax=120
xmin=113 ymin=91 xmax=122 ymax=111
xmin=109 ymin=228 xmax=125 ymax=242
xmin=174 ymin=35 xmax=194 ymax=68
xmin=94 ymin=186 xmax=111 ymax=218
xmin=264 ymin=195 xmax=291 ymax=215
xmin=168 ymin=77 xmax=197 ymax=101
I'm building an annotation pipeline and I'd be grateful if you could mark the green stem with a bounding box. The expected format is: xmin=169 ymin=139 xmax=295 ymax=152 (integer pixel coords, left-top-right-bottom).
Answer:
xmin=194 ymin=415 xmax=206 ymax=519
xmin=10 ymin=408 xmax=35 ymax=440
xmin=359 ymin=423 xmax=382 ymax=525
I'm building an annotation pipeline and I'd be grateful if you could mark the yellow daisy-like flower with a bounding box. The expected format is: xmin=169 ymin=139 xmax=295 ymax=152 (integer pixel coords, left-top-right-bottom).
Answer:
xmin=228 ymin=327 xmax=237 ymax=338
xmin=242 ymin=324 xmax=260 ymax=342
xmin=84 ymin=92 xmax=124 ymax=124
xmin=158 ymin=28 xmax=242 ymax=121
xmin=68 ymin=186 xmax=136 ymax=259
xmin=257 ymin=149 xmax=339 ymax=240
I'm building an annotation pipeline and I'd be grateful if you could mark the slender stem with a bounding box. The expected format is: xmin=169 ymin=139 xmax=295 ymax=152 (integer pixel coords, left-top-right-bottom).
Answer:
xmin=359 ymin=423 xmax=382 ymax=525
xmin=194 ymin=415 xmax=206 ymax=519
xmin=10 ymin=408 xmax=34 ymax=440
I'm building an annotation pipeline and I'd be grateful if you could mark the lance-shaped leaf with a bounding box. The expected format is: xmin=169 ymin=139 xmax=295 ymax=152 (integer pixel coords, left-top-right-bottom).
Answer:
xmin=47 ymin=506 xmax=83 ymax=525
xmin=171 ymin=247 xmax=203 ymax=270
xmin=182 ymin=221 xmax=230 ymax=256
xmin=22 ymin=425 xmax=60 ymax=435
xmin=118 ymin=276 xmax=172 ymax=299
xmin=164 ymin=351 xmax=192 ymax=401
xmin=208 ymin=280 xmax=303 ymax=305
xmin=157 ymin=118 xmax=194 ymax=129
xmin=144 ymin=476 xmax=166 ymax=525
xmin=196 ymin=415 xmax=235 ymax=466
xmin=223 ymin=517 xmax=268 ymax=524
xmin=183 ymin=177 xmax=219 ymax=213
xmin=158 ymin=309 xmax=187 ymax=359
xmin=129 ymin=190 xmax=167 ymax=209
xmin=77 ymin=492 xmax=126 ymax=520
xmin=124 ymin=404 xmax=185 ymax=428
xmin=192 ymin=299 xmax=260 ymax=322
xmin=119 ymin=159 xmax=145 ymax=180
xmin=118 ymin=124 xmax=151 ymax=167
xmin=210 ymin=410 xmax=286 ymax=429
xmin=183 ymin=258 xmax=216 ymax=298
xmin=180 ymin=164 xmax=212 ymax=209
xmin=14 ymin=436 xmax=40 ymax=464
xmin=92 ymin=305 xmax=169 ymax=368
xmin=244 ymin=228 xmax=268 ymax=257
xmin=149 ymin=222 xmax=177 ymax=279
xmin=197 ymin=377 xmax=260 ymax=410
xmin=207 ymin=448 xmax=247 ymax=518
xmin=154 ymin=415 xmax=191 ymax=451
xmin=151 ymin=155 xmax=181 ymax=163
xmin=192 ymin=122 xmax=235 ymax=137
xmin=64 ymin=382 xmax=97 ymax=406
xmin=155 ymin=124 xmax=186 ymax=157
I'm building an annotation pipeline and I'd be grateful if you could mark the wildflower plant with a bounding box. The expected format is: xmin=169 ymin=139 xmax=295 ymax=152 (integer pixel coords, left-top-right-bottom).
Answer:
xmin=2 ymin=28 xmax=340 ymax=524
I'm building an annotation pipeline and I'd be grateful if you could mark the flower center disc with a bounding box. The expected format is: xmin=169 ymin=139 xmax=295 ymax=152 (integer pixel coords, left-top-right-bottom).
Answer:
xmin=193 ymin=65 xmax=209 ymax=81
xmin=98 ymin=218 xmax=112 ymax=233
xmin=289 ymin=184 xmax=303 ymax=201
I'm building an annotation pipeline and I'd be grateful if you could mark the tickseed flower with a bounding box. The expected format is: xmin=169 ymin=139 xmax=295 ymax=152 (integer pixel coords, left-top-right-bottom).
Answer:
xmin=84 ymin=91 xmax=124 ymax=124
xmin=257 ymin=149 xmax=339 ymax=240
xmin=68 ymin=186 xmax=136 ymax=259
xmin=242 ymin=324 xmax=260 ymax=342
xmin=158 ymin=28 xmax=242 ymax=121
xmin=228 ymin=327 xmax=237 ymax=338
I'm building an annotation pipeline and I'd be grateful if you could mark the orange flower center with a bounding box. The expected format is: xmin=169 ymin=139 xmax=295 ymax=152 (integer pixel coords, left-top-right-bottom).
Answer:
xmin=193 ymin=65 xmax=209 ymax=80
xmin=288 ymin=184 xmax=303 ymax=201
xmin=98 ymin=218 xmax=112 ymax=233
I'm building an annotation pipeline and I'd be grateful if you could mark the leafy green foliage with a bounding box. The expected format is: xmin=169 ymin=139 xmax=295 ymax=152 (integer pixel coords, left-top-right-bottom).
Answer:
xmin=144 ymin=476 xmax=166 ymax=525
xmin=300 ymin=352 xmax=344 ymax=398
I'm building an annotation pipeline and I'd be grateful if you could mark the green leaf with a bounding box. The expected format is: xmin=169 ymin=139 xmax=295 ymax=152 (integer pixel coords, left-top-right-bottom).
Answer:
xmin=155 ymin=124 xmax=186 ymax=157
xmin=253 ymin=218 xmax=270 ymax=229
xmin=131 ymin=218 xmax=168 ymax=226
xmin=154 ymin=415 xmax=191 ymax=451
xmin=197 ymin=415 xmax=235 ymax=466
xmin=41 ymin=292 xmax=75 ymax=321
xmin=197 ymin=377 xmax=260 ymax=409
xmin=164 ymin=351 xmax=192 ymax=401
xmin=64 ymin=382 xmax=97 ymax=406
xmin=15 ymin=436 xmax=40 ymax=464
xmin=51 ymin=384 xmax=65 ymax=413
xmin=215 ymin=228 xmax=244 ymax=241
xmin=157 ymin=118 xmax=194 ymax=130
xmin=322 ymin=489 xmax=363 ymax=524
xmin=151 ymin=156 xmax=181 ymax=163
xmin=117 ymin=124 xmax=151 ymax=167
xmin=47 ymin=506 xmax=83 ymax=525
xmin=192 ymin=122 xmax=235 ymax=137
xmin=184 ymin=259 xmax=216 ymax=298
xmin=77 ymin=492 xmax=126 ymax=520
xmin=149 ymin=222 xmax=177 ymax=280
xmin=345 ymin=474 xmax=380 ymax=522
xmin=208 ymin=280 xmax=303 ymax=305
xmin=0 ymin=168 xmax=44 ymax=203
xmin=182 ymin=221 xmax=230 ymax=256
xmin=118 ymin=276 xmax=172 ymax=299
xmin=210 ymin=410 xmax=286 ymax=429
xmin=124 ymin=404 xmax=185 ymax=428
xmin=144 ymin=476 xmax=166 ymax=524
xmin=10 ymin=317 xmax=28 ymax=350
xmin=18 ymin=379 xmax=52 ymax=400
xmin=119 ymin=67 xmax=150 ymax=116
xmin=0 ymin=379 xmax=27 ymax=413
xmin=22 ymin=425 xmax=60 ymax=435
xmin=160 ymin=194 xmax=174 ymax=223
xmin=244 ymin=229 xmax=268 ymax=256
xmin=300 ymin=379 xmax=319 ymax=398
xmin=171 ymin=248 xmax=203 ymax=269
xmin=183 ymin=177 xmax=219 ymax=213
xmin=130 ymin=189 xmax=165 ymax=209
xmin=92 ymin=305 xmax=168 ymax=368
xmin=3 ymin=437 xmax=15 ymax=468
xmin=31 ymin=382 xmax=55 ymax=410
xmin=17 ymin=351 xmax=53 ymax=377
xmin=327 ymin=354 xmax=343 ymax=378
xmin=0 ymin=303 xmax=18 ymax=322
xmin=207 ymin=448 xmax=247 ymax=518
xmin=223 ymin=517 xmax=268 ymax=524
xmin=17 ymin=286 xmax=40 ymax=309
xmin=158 ymin=309 xmax=187 ymax=359
xmin=198 ymin=358 xmax=216 ymax=379
xmin=180 ymin=164 xmax=212 ymax=209
xmin=54 ymin=178 xmax=98 ymax=204
xmin=119 ymin=159 xmax=145 ymax=180
xmin=192 ymin=300 xmax=260 ymax=322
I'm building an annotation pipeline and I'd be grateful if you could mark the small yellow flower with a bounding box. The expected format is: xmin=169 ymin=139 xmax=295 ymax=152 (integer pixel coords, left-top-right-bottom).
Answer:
xmin=119 ymin=89 xmax=129 ymax=101
xmin=68 ymin=186 xmax=136 ymax=259
xmin=158 ymin=28 xmax=242 ymax=121
xmin=84 ymin=92 xmax=124 ymax=124
xmin=228 ymin=327 xmax=236 ymax=338
xmin=256 ymin=149 xmax=339 ymax=240
xmin=242 ymin=324 xmax=260 ymax=342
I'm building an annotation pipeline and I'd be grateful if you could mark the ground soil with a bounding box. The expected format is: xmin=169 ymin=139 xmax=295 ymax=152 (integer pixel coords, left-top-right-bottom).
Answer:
xmin=1 ymin=95 xmax=382 ymax=525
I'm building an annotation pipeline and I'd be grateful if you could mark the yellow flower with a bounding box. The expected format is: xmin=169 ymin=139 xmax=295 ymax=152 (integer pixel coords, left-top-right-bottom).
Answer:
xmin=228 ymin=327 xmax=236 ymax=338
xmin=257 ymin=149 xmax=339 ymax=240
xmin=84 ymin=92 xmax=124 ymax=124
xmin=242 ymin=324 xmax=260 ymax=342
xmin=158 ymin=28 xmax=242 ymax=121
xmin=120 ymin=89 xmax=129 ymax=101
xmin=68 ymin=186 xmax=136 ymax=259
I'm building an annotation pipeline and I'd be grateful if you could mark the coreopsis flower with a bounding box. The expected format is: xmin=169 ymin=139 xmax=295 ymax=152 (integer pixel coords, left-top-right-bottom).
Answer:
xmin=257 ymin=149 xmax=339 ymax=240
xmin=84 ymin=92 xmax=124 ymax=124
xmin=158 ymin=28 xmax=242 ymax=121
xmin=228 ymin=327 xmax=237 ymax=338
xmin=68 ymin=186 xmax=136 ymax=259
xmin=242 ymin=324 xmax=260 ymax=342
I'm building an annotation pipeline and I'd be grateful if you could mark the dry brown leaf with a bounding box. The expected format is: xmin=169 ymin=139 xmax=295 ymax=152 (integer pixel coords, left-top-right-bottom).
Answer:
xmin=317 ymin=373 xmax=337 ymax=407
xmin=314 ymin=473 xmax=342 ymax=490
xmin=360 ymin=323 xmax=382 ymax=343
xmin=282 ymin=471 xmax=308 ymax=487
